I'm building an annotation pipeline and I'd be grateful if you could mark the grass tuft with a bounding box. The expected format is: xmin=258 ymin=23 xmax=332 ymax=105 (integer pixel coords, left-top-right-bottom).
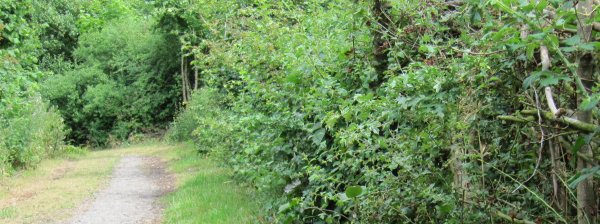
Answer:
xmin=0 ymin=206 xmax=16 ymax=218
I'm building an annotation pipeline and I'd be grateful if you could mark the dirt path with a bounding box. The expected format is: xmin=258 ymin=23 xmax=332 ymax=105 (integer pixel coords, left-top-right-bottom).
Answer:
xmin=66 ymin=156 xmax=170 ymax=224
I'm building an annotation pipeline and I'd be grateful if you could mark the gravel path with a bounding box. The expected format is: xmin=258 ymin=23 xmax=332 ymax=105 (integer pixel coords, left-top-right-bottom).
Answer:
xmin=66 ymin=156 xmax=167 ymax=224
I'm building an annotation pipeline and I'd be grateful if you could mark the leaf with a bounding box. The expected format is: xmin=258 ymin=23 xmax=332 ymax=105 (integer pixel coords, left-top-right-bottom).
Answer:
xmin=523 ymin=71 xmax=541 ymax=89
xmin=562 ymin=35 xmax=580 ymax=46
xmin=580 ymin=94 xmax=600 ymax=111
xmin=529 ymin=32 xmax=546 ymax=40
xmin=568 ymin=166 xmax=600 ymax=189
xmin=572 ymin=136 xmax=586 ymax=155
xmin=438 ymin=203 xmax=454 ymax=215
xmin=325 ymin=114 xmax=339 ymax=130
xmin=285 ymin=73 xmax=301 ymax=84
xmin=560 ymin=46 xmax=577 ymax=53
xmin=345 ymin=185 xmax=363 ymax=198
xmin=470 ymin=8 xmax=482 ymax=23
xmin=545 ymin=34 xmax=559 ymax=47
xmin=579 ymin=42 xmax=598 ymax=51
xmin=539 ymin=74 xmax=570 ymax=87
xmin=278 ymin=203 xmax=291 ymax=213
xmin=524 ymin=71 xmax=569 ymax=88
xmin=526 ymin=43 xmax=537 ymax=60
xmin=418 ymin=44 xmax=436 ymax=54
xmin=311 ymin=128 xmax=326 ymax=145
xmin=283 ymin=216 xmax=294 ymax=224
xmin=535 ymin=0 xmax=548 ymax=11
xmin=284 ymin=180 xmax=302 ymax=194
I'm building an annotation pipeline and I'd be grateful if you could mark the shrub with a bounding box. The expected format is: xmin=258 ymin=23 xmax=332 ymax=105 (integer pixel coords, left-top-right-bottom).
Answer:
xmin=43 ymin=17 xmax=180 ymax=146
xmin=167 ymin=88 xmax=234 ymax=154
xmin=62 ymin=145 xmax=88 ymax=159
xmin=0 ymin=0 xmax=69 ymax=174
xmin=161 ymin=0 xmax=600 ymax=223
xmin=0 ymin=96 xmax=66 ymax=174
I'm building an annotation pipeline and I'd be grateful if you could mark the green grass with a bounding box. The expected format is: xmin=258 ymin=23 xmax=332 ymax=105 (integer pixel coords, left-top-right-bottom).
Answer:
xmin=162 ymin=143 xmax=265 ymax=224
xmin=0 ymin=142 xmax=265 ymax=223
xmin=0 ymin=206 xmax=16 ymax=218
xmin=0 ymin=146 xmax=120 ymax=223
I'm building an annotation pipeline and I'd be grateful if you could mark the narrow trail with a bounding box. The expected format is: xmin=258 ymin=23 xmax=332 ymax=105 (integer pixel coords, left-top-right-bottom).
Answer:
xmin=66 ymin=156 xmax=169 ymax=224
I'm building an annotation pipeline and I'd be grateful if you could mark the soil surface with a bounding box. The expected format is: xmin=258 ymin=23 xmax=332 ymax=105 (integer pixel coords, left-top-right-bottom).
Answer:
xmin=65 ymin=156 xmax=172 ymax=224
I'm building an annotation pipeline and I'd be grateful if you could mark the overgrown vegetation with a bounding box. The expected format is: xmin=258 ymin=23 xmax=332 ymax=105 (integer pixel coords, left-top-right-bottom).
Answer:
xmin=2 ymin=0 xmax=600 ymax=222
xmin=163 ymin=0 xmax=600 ymax=223
xmin=1 ymin=0 xmax=69 ymax=174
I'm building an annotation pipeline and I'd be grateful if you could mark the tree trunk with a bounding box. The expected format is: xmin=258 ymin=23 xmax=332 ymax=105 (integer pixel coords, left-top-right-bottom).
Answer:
xmin=194 ymin=68 xmax=198 ymax=90
xmin=576 ymin=1 xmax=597 ymax=223
xmin=451 ymin=142 xmax=473 ymax=199
xmin=549 ymin=139 xmax=568 ymax=213
xmin=184 ymin=57 xmax=191 ymax=102
xmin=181 ymin=54 xmax=187 ymax=103
xmin=369 ymin=0 xmax=392 ymax=88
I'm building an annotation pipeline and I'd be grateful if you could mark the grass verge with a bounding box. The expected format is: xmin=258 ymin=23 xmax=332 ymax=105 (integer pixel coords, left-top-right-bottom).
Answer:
xmin=161 ymin=142 xmax=265 ymax=224
xmin=0 ymin=142 xmax=265 ymax=223
xmin=0 ymin=141 xmax=172 ymax=223
xmin=0 ymin=148 xmax=118 ymax=223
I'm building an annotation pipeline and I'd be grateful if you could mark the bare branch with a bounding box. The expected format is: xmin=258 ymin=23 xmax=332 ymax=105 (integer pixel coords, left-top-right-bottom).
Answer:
xmin=545 ymin=87 xmax=559 ymax=115
xmin=539 ymin=46 xmax=561 ymax=117
xmin=521 ymin=110 xmax=599 ymax=132
xmin=497 ymin=115 xmax=535 ymax=123
xmin=495 ymin=210 xmax=536 ymax=224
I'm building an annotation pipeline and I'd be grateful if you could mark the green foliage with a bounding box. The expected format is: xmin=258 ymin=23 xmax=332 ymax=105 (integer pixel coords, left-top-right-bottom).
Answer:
xmin=0 ymin=0 xmax=161 ymax=171
xmin=167 ymin=89 xmax=233 ymax=154
xmin=44 ymin=17 xmax=180 ymax=146
xmin=0 ymin=0 xmax=69 ymax=174
xmin=76 ymin=0 xmax=136 ymax=33
xmin=63 ymin=145 xmax=88 ymax=156
xmin=2 ymin=0 xmax=599 ymax=222
xmin=165 ymin=0 xmax=599 ymax=223
xmin=0 ymin=0 xmax=42 ymax=68
xmin=1 ymin=1 xmax=181 ymax=170
xmin=344 ymin=186 xmax=363 ymax=199
xmin=32 ymin=0 xmax=83 ymax=64
xmin=0 ymin=80 xmax=66 ymax=173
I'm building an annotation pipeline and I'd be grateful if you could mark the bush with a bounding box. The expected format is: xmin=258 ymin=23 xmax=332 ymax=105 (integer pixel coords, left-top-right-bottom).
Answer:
xmin=167 ymin=88 xmax=234 ymax=154
xmin=161 ymin=0 xmax=600 ymax=223
xmin=62 ymin=145 xmax=88 ymax=159
xmin=43 ymin=17 xmax=180 ymax=146
xmin=0 ymin=96 xmax=66 ymax=174
xmin=0 ymin=0 xmax=69 ymax=175
xmin=166 ymin=108 xmax=197 ymax=143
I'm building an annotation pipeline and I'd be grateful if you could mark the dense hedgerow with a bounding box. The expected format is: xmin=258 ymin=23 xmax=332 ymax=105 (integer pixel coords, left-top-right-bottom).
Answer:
xmin=0 ymin=0 xmax=70 ymax=174
xmin=164 ymin=0 xmax=600 ymax=223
